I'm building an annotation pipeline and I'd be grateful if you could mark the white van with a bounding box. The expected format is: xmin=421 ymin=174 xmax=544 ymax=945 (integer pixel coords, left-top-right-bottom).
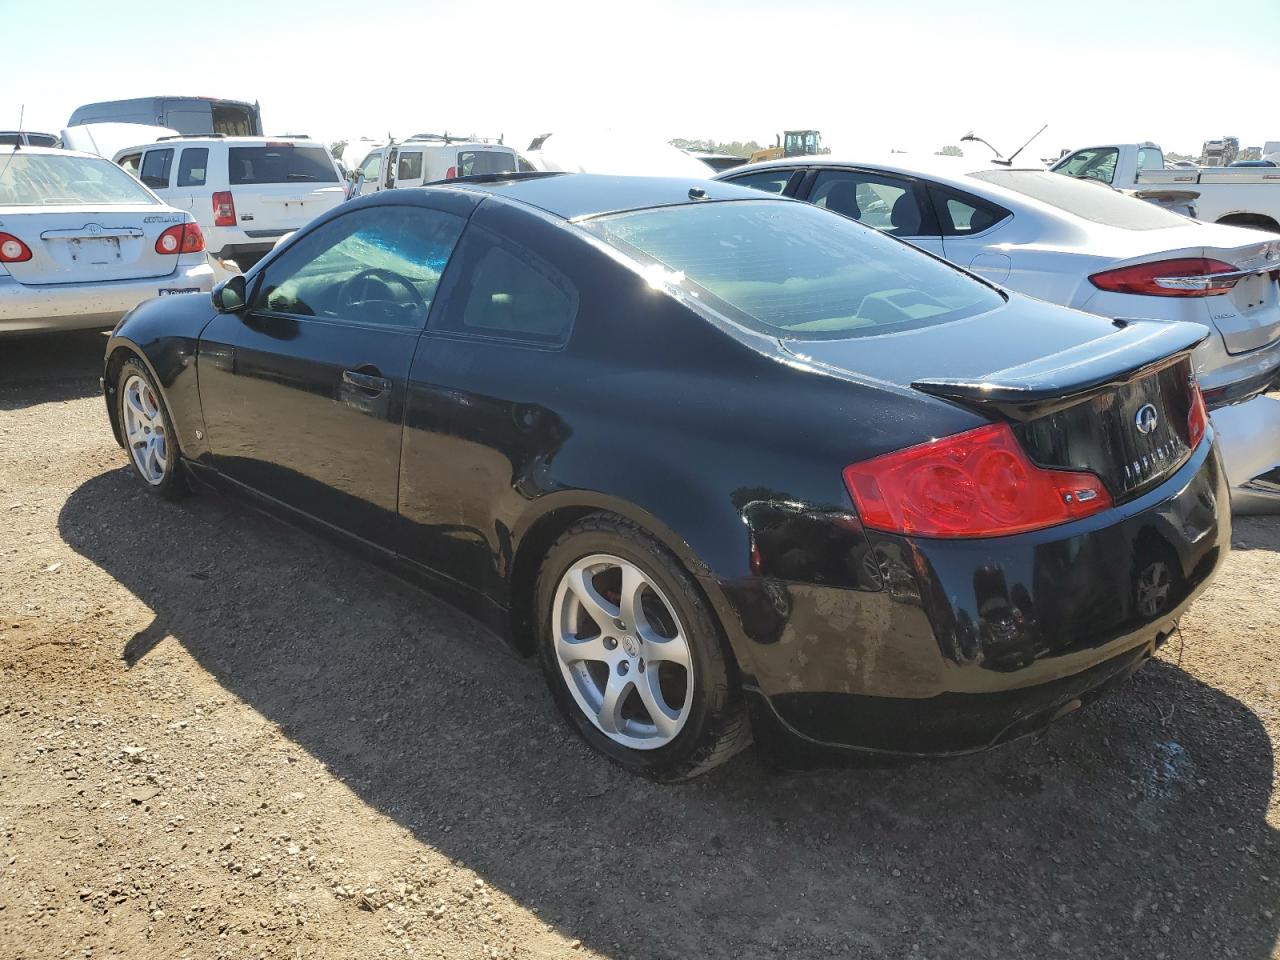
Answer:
xmin=352 ymin=135 xmax=521 ymax=196
xmin=114 ymin=136 xmax=346 ymax=261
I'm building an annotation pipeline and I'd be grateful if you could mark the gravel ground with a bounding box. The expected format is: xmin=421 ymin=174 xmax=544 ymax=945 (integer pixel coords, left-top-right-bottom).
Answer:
xmin=1 ymin=330 xmax=1278 ymax=960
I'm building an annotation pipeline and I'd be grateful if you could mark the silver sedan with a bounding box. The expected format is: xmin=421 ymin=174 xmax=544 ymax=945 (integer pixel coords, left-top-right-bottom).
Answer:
xmin=0 ymin=146 xmax=213 ymax=336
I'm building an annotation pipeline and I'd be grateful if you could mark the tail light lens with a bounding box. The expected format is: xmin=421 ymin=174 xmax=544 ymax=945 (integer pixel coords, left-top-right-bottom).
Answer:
xmin=212 ymin=191 xmax=237 ymax=227
xmin=843 ymin=423 xmax=1112 ymax=538
xmin=1187 ymin=378 xmax=1208 ymax=449
xmin=1089 ymin=258 xmax=1239 ymax=297
xmin=444 ymin=166 xmax=457 ymax=180
xmin=154 ymin=222 xmax=205 ymax=255
xmin=0 ymin=232 xmax=33 ymax=263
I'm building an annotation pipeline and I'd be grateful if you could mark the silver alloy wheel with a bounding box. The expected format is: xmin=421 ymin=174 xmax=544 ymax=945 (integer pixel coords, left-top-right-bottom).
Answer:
xmin=552 ymin=554 xmax=695 ymax=750
xmin=121 ymin=374 xmax=168 ymax=486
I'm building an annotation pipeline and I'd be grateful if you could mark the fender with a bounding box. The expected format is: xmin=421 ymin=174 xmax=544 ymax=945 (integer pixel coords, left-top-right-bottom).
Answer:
xmin=104 ymin=291 xmax=218 ymax=458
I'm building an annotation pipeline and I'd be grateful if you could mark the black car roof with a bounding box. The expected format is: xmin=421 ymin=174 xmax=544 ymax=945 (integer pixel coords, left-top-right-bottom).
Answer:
xmin=443 ymin=172 xmax=773 ymax=220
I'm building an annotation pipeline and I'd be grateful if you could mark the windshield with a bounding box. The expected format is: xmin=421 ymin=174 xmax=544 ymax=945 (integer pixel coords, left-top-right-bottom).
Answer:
xmin=584 ymin=200 xmax=1004 ymax=340
xmin=972 ymin=170 xmax=1190 ymax=229
xmin=0 ymin=152 xmax=158 ymax=206
xmin=228 ymin=145 xmax=338 ymax=184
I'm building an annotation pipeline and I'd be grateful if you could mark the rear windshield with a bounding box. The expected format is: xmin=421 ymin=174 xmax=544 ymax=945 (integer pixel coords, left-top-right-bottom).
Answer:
xmin=584 ymin=200 xmax=1004 ymax=340
xmin=0 ymin=153 xmax=158 ymax=206
xmin=970 ymin=170 xmax=1190 ymax=229
xmin=228 ymin=145 xmax=338 ymax=185
xmin=457 ymin=150 xmax=516 ymax=177
xmin=0 ymin=133 xmax=58 ymax=147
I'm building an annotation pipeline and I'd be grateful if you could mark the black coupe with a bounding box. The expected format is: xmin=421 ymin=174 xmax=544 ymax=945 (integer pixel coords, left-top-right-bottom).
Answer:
xmin=103 ymin=173 xmax=1228 ymax=780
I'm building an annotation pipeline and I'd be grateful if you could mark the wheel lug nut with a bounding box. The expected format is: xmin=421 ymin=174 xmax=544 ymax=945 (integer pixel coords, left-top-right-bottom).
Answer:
xmin=615 ymin=619 xmax=626 ymax=630
xmin=618 ymin=661 xmax=629 ymax=676
xmin=603 ymin=636 xmax=617 ymax=651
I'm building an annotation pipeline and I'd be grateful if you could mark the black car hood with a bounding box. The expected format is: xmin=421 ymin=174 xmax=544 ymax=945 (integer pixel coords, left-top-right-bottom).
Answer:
xmin=779 ymin=294 xmax=1207 ymax=418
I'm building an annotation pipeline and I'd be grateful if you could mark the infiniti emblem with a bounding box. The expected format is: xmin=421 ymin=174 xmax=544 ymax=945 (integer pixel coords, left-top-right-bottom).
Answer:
xmin=1134 ymin=403 xmax=1159 ymax=436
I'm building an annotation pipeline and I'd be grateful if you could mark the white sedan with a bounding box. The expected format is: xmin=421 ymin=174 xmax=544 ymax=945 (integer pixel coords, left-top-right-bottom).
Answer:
xmin=717 ymin=154 xmax=1280 ymax=512
xmin=0 ymin=145 xmax=214 ymax=336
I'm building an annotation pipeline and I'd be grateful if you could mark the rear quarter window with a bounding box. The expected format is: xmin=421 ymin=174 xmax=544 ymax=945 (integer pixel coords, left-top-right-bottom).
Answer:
xmin=928 ymin=188 xmax=1010 ymax=236
xmin=229 ymin=144 xmax=338 ymax=185
xmin=431 ymin=225 xmax=578 ymax=346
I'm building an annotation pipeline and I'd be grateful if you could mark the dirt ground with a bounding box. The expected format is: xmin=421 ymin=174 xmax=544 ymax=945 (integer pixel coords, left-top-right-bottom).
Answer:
xmin=1 ymin=330 xmax=1277 ymax=960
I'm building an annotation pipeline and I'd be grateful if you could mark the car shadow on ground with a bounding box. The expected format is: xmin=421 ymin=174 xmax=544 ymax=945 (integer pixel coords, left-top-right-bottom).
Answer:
xmin=0 ymin=330 xmax=108 ymax=409
xmin=59 ymin=468 xmax=1279 ymax=959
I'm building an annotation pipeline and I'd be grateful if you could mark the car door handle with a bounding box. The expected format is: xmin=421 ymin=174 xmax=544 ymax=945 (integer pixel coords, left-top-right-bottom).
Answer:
xmin=342 ymin=368 xmax=391 ymax=395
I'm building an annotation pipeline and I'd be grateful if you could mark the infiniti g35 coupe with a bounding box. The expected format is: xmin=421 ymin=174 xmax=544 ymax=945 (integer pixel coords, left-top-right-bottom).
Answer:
xmin=102 ymin=173 xmax=1229 ymax=781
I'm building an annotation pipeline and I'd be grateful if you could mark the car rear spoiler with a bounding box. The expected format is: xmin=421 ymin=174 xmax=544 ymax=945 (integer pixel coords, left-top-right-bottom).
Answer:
xmin=911 ymin=319 xmax=1208 ymax=419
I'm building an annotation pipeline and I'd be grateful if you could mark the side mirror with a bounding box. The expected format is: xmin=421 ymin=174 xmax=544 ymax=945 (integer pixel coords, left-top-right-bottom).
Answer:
xmin=212 ymin=275 xmax=247 ymax=314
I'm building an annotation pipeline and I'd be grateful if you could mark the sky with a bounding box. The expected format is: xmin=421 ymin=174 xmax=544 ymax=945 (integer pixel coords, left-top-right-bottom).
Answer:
xmin=6 ymin=0 xmax=1280 ymax=160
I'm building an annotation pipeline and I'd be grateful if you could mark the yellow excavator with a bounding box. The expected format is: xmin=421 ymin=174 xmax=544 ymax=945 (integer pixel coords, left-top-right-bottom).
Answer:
xmin=749 ymin=130 xmax=823 ymax=164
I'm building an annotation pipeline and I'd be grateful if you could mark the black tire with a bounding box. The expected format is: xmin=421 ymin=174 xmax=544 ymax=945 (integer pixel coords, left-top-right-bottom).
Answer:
xmin=116 ymin=356 xmax=187 ymax=501
xmin=535 ymin=513 xmax=750 ymax=782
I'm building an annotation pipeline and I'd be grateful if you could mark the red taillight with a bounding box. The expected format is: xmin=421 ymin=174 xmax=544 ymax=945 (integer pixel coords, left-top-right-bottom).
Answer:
xmin=154 ymin=222 xmax=205 ymax=255
xmin=445 ymin=166 xmax=457 ymax=180
xmin=212 ymin=191 xmax=236 ymax=227
xmin=0 ymin=232 xmax=32 ymax=263
xmin=1089 ymin=258 xmax=1240 ymax=298
xmin=843 ymin=423 xmax=1112 ymax=538
xmin=1187 ymin=379 xmax=1208 ymax=450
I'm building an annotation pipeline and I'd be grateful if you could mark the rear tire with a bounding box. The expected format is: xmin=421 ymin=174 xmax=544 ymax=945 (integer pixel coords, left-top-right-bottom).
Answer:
xmin=117 ymin=357 xmax=187 ymax=501
xmin=535 ymin=514 xmax=750 ymax=782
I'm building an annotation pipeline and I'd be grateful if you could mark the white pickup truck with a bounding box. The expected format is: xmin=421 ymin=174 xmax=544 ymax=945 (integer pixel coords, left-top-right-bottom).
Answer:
xmin=1052 ymin=142 xmax=1280 ymax=232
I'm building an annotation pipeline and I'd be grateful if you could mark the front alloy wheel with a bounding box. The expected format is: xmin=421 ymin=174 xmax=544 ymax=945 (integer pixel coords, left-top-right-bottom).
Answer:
xmin=116 ymin=357 xmax=186 ymax=500
xmin=121 ymin=373 xmax=168 ymax=485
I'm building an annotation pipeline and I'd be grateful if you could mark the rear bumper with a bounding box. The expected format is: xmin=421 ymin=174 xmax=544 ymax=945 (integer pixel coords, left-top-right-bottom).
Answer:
xmin=1209 ymin=392 xmax=1280 ymax=512
xmin=209 ymin=240 xmax=277 ymax=260
xmin=708 ymin=432 xmax=1230 ymax=762
xmin=0 ymin=262 xmax=213 ymax=336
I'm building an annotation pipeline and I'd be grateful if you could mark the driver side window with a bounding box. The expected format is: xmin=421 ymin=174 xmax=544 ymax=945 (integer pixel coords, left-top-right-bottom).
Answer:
xmin=251 ymin=206 xmax=465 ymax=329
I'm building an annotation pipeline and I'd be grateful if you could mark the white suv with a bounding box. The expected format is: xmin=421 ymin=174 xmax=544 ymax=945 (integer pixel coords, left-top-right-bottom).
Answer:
xmin=114 ymin=137 xmax=346 ymax=262
xmin=352 ymin=136 xmax=521 ymax=196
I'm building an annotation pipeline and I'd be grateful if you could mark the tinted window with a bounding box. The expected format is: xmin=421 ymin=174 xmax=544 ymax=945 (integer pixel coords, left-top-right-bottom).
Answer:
xmin=433 ymin=226 xmax=578 ymax=345
xmin=139 ymin=148 xmax=174 ymax=189
xmin=252 ymin=206 xmax=465 ymax=328
xmin=727 ymin=169 xmax=797 ymax=195
xmin=929 ymin=188 xmax=1010 ymax=236
xmin=1053 ymin=147 xmax=1119 ymax=184
xmin=176 ymin=147 xmax=209 ymax=187
xmin=229 ymin=144 xmax=338 ymax=184
xmin=0 ymin=154 xmax=158 ymax=206
xmin=359 ymin=151 xmax=381 ymax=179
xmin=0 ymin=133 xmax=58 ymax=147
xmin=971 ymin=170 xmax=1190 ymax=229
xmin=397 ymin=151 xmax=423 ymax=181
xmin=585 ymin=200 xmax=1003 ymax=340
xmin=809 ymin=171 xmax=929 ymax=236
xmin=457 ymin=150 xmax=517 ymax=176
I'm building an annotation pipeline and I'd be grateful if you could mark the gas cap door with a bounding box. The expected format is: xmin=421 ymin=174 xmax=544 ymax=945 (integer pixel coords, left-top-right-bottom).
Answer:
xmin=968 ymin=252 xmax=1011 ymax=284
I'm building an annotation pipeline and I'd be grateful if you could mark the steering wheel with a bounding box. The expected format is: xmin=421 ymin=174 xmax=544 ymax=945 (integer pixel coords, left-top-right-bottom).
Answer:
xmin=336 ymin=268 xmax=425 ymax=313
